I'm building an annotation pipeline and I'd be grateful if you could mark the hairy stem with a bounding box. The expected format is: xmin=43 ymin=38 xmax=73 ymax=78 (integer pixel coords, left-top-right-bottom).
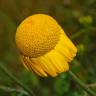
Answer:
xmin=69 ymin=71 xmax=96 ymax=96
xmin=0 ymin=63 xmax=36 ymax=96
xmin=0 ymin=85 xmax=28 ymax=95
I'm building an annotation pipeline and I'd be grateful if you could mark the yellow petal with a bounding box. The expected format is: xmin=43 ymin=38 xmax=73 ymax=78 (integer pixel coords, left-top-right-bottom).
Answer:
xmin=20 ymin=55 xmax=29 ymax=70
xmin=45 ymin=50 xmax=69 ymax=73
xmin=38 ymin=56 xmax=57 ymax=77
xmin=29 ymin=58 xmax=48 ymax=77
xmin=23 ymin=56 xmax=45 ymax=76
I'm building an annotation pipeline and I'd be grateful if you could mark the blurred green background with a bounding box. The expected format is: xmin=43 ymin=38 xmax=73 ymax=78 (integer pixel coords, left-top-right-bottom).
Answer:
xmin=0 ymin=0 xmax=96 ymax=96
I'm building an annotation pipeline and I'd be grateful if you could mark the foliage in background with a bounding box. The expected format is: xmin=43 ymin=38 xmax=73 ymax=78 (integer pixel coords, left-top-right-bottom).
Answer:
xmin=0 ymin=0 xmax=96 ymax=96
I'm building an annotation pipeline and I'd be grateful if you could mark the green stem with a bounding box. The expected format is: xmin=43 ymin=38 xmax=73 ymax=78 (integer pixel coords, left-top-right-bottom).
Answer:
xmin=69 ymin=71 xmax=96 ymax=96
xmin=0 ymin=64 xmax=36 ymax=96
xmin=0 ymin=85 xmax=28 ymax=95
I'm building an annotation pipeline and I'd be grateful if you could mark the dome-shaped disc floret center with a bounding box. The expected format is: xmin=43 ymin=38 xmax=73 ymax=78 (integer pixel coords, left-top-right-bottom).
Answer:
xmin=16 ymin=14 xmax=61 ymax=57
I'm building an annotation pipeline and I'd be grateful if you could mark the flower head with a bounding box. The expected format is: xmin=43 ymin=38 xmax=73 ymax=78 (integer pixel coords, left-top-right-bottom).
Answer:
xmin=15 ymin=14 xmax=77 ymax=77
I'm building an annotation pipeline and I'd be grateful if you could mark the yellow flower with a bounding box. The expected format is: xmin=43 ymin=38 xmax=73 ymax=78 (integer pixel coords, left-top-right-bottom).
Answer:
xmin=15 ymin=14 xmax=77 ymax=77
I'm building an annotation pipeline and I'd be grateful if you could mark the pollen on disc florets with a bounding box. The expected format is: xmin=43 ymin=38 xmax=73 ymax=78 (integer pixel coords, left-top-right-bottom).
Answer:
xmin=15 ymin=14 xmax=61 ymax=58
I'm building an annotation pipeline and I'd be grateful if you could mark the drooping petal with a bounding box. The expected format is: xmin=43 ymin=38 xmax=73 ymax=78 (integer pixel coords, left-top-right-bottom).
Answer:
xmin=37 ymin=56 xmax=57 ymax=77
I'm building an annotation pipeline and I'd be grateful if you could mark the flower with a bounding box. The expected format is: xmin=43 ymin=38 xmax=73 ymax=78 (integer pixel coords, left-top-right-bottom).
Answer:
xmin=15 ymin=14 xmax=77 ymax=77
